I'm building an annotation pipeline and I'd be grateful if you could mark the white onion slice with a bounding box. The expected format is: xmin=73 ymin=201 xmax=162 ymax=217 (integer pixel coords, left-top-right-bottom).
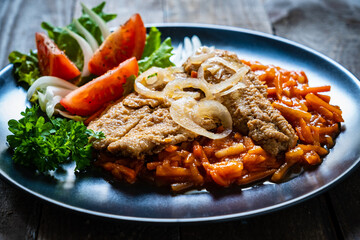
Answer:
xmin=182 ymin=37 xmax=192 ymax=61
xmin=219 ymin=82 xmax=247 ymax=96
xmin=209 ymin=66 xmax=249 ymax=94
xmin=37 ymin=92 xmax=47 ymax=112
xmin=74 ymin=19 xmax=99 ymax=52
xmin=191 ymin=36 xmax=202 ymax=51
xmin=65 ymin=27 xmax=93 ymax=77
xmin=81 ymin=2 xmax=110 ymax=39
xmin=188 ymin=47 xmax=216 ymax=65
xmin=45 ymin=86 xmax=73 ymax=97
xmin=169 ymin=90 xmax=200 ymax=99
xmin=170 ymin=98 xmax=232 ymax=139
xmin=27 ymin=76 xmax=78 ymax=100
xmin=46 ymin=95 xmax=62 ymax=118
xmin=134 ymin=67 xmax=165 ymax=99
xmin=170 ymin=42 xmax=183 ymax=66
xmin=163 ymin=77 xmax=213 ymax=100
xmin=201 ymin=56 xmax=243 ymax=73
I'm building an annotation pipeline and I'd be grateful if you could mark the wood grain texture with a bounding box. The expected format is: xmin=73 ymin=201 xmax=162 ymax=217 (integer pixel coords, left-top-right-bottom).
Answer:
xmin=0 ymin=0 xmax=76 ymax=68
xmin=37 ymin=204 xmax=180 ymax=240
xmin=164 ymin=0 xmax=272 ymax=34
xmin=181 ymin=197 xmax=337 ymax=240
xmin=265 ymin=0 xmax=360 ymax=78
xmin=0 ymin=181 xmax=41 ymax=240
xmin=73 ymin=0 xmax=165 ymax=27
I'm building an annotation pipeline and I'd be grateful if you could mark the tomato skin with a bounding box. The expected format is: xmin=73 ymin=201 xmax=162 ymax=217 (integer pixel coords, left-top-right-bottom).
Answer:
xmin=35 ymin=32 xmax=81 ymax=80
xmin=60 ymin=57 xmax=138 ymax=116
xmin=88 ymin=13 xmax=146 ymax=76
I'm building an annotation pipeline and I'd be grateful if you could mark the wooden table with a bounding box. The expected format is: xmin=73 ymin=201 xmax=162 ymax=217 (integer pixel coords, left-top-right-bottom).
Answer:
xmin=1 ymin=0 xmax=359 ymax=239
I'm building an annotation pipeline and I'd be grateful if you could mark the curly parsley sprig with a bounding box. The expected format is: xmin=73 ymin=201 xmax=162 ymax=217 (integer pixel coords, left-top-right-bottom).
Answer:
xmin=7 ymin=106 xmax=104 ymax=172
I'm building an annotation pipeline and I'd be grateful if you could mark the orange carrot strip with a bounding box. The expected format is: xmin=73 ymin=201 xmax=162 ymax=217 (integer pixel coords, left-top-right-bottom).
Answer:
xmin=298 ymin=144 xmax=328 ymax=156
xmin=305 ymin=93 xmax=342 ymax=115
xmin=317 ymin=106 xmax=334 ymax=120
xmin=156 ymin=165 xmax=191 ymax=177
xmin=193 ymin=143 xmax=209 ymax=163
xmin=236 ymin=169 xmax=276 ymax=185
xmin=318 ymin=124 xmax=339 ymax=135
xmin=165 ymin=145 xmax=179 ymax=152
xmin=299 ymin=118 xmax=314 ymax=144
xmin=248 ymin=146 xmax=267 ymax=155
xmin=272 ymin=101 xmax=312 ymax=121
xmin=285 ymin=146 xmax=304 ymax=164
xmin=333 ymin=112 xmax=344 ymax=122
xmin=316 ymin=94 xmax=331 ymax=103
xmin=311 ymin=126 xmax=321 ymax=146
xmin=189 ymin=162 xmax=204 ymax=184
xmin=274 ymin=72 xmax=283 ymax=100
xmin=282 ymin=78 xmax=297 ymax=88
xmin=296 ymin=127 xmax=306 ymax=142
xmin=267 ymin=87 xmax=276 ymax=95
xmin=304 ymin=151 xmax=321 ymax=165
xmin=271 ymin=161 xmax=296 ymax=182
xmin=300 ymin=86 xmax=331 ymax=95
xmin=103 ymin=162 xmax=137 ymax=183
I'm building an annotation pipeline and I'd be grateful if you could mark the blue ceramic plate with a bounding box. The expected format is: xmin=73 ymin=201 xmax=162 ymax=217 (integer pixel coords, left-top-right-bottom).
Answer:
xmin=0 ymin=24 xmax=360 ymax=223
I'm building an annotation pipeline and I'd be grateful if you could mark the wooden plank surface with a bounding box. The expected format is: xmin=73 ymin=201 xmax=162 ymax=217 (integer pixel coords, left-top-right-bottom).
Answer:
xmin=0 ymin=0 xmax=358 ymax=239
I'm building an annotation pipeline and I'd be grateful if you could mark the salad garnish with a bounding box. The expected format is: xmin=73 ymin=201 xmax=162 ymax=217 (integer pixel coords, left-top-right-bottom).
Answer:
xmin=6 ymin=2 xmax=176 ymax=173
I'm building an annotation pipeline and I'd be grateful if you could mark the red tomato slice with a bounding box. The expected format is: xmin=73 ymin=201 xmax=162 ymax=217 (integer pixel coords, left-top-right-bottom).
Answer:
xmin=88 ymin=13 xmax=146 ymax=76
xmin=60 ymin=57 xmax=138 ymax=116
xmin=35 ymin=32 xmax=81 ymax=81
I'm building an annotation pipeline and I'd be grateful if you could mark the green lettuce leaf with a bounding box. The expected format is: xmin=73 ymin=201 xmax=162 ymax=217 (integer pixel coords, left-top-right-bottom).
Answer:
xmin=138 ymin=28 xmax=175 ymax=73
xmin=141 ymin=26 xmax=161 ymax=59
xmin=8 ymin=50 xmax=40 ymax=86
xmin=41 ymin=2 xmax=116 ymax=71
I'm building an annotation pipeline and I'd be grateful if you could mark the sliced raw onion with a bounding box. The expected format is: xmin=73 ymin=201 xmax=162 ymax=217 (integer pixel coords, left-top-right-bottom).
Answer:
xmin=191 ymin=35 xmax=202 ymax=51
xmin=27 ymin=76 xmax=78 ymax=100
xmin=45 ymin=95 xmax=62 ymax=118
xmin=37 ymin=92 xmax=47 ymax=112
xmin=163 ymin=77 xmax=213 ymax=100
xmin=208 ymin=66 xmax=249 ymax=94
xmin=167 ymin=90 xmax=200 ymax=99
xmin=65 ymin=27 xmax=93 ymax=77
xmin=170 ymin=42 xmax=183 ymax=66
xmin=219 ymin=82 xmax=247 ymax=96
xmin=134 ymin=68 xmax=166 ymax=99
xmin=187 ymin=47 xmax=215 ymax=65
xmin=45 ymin=86 xmax=73 ymax=97
xmin=201 ymin=56 xmax=244 ymax=73
xmin=73 ymin=19 xmax=99 ymax=52
xmin=134 ymin=67 xmax=184 ymax=99
xmin=170 ymin=97 xmax=232 ymax=139
xmin=81 ymin=2 xmax=110 ymax=40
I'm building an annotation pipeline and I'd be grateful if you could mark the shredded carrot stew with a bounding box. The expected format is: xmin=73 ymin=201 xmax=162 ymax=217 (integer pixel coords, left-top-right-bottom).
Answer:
xmin=95 ymin=60 xmax=343 ymax=192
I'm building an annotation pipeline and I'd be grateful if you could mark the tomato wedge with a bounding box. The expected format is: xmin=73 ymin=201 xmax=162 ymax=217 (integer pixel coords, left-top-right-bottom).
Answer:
xmin=35 ymin=32 xmax=81 ymax=81
xmin=88 ymin=13 xmax=146 ymax=76
xmin=60 ymin=57 xmax=138 ymax=116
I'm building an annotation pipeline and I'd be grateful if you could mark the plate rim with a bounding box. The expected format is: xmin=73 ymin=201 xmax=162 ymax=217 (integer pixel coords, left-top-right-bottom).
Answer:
xmin=1 ymin=23 xmax=360 ymax=223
